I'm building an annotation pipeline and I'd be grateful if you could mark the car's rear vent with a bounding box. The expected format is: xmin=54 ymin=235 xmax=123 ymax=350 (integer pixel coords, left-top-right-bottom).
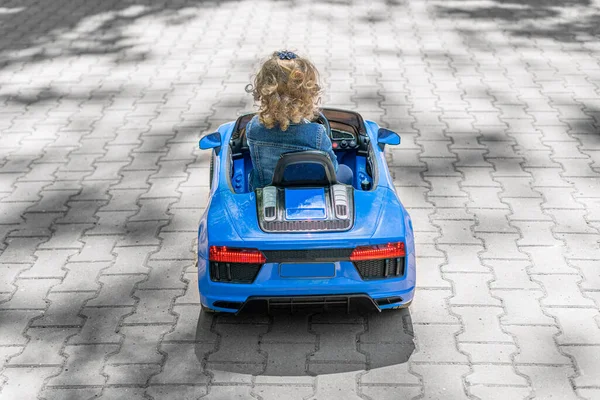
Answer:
xmin=263 ymin=219 xmax=352 ymax=232
xmin=265 ymin=206 xmax=276 ymax=218
xmin=209 ymin=262 xmax=262 ymax=283
xmin=375 ymin=296 xmax=404 ymax=306
xmin=353 ymin=257 xmax=405 ymax=280
xmin=213 ymin=301 xmax=243 ymax=310
xmin=332 ymin=184 xmax=349 ymax=219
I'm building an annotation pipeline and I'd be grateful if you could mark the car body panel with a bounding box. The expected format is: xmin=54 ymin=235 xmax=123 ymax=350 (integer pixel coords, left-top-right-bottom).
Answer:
xmin=198 ymin=110 xmax=416 ymax=313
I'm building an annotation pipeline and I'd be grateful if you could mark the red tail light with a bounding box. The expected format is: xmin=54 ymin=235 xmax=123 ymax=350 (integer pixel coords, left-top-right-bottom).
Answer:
xmin=350 ymin=242 xmax=406 ymax=261
xmin=209 ymin=246 xmax=266 ymax=264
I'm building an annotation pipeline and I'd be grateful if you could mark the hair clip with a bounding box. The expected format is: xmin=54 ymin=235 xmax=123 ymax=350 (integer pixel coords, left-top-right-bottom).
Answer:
xmin=277 ymin=50 xmax=297 ymax=60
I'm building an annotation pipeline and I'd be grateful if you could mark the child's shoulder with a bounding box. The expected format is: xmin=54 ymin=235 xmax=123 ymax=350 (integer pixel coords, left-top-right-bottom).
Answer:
xmin=246 ymin=115 xmax=325 ymax=136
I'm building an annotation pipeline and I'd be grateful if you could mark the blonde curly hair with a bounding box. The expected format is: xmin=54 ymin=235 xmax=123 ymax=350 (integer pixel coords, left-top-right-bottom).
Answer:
xmin=248 ymin=51 xmax=322 ymax=131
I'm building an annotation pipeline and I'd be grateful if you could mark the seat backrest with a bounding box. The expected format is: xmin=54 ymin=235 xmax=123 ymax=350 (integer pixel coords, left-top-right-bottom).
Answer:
xmin=270 ymin=150 xmax=337 ymax=187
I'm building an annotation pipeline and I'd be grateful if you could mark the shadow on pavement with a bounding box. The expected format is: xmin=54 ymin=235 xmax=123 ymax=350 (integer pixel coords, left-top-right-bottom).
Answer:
xmin=194 ymin=308 xmax=415 ymax=377
xmin=434 ymin=0 xmax=600 ymax=42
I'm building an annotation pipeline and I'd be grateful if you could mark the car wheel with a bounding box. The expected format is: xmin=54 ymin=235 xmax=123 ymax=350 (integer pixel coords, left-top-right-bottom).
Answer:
xmin=209 ymin=152 xmax=214 ymax=188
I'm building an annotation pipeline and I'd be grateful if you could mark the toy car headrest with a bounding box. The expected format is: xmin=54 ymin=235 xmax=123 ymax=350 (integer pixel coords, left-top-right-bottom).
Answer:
xmin=271 ymin=150 xmax=337 ymax=187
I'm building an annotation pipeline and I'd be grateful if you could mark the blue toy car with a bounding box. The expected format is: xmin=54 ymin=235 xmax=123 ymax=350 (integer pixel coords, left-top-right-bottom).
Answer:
xmin=197 ymin=108 xmax=415 ymax=314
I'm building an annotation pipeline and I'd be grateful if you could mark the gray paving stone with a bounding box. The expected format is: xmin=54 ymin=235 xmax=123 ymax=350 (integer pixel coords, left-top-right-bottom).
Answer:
xmin=145 ymin=385 xmax=208 ymax=400
xmin=0 ymin=237 xmax=47 ymax=264
xmin=471 ymin=209 xmax=518 ymax=233
xmin=149 ymin=232 xmax=195 ymax=260
xmin=536 ymin=275 xmax=597 ymax=307
xmin=139 ymin=260 xmax=188 ymax=290
xmin=208 ymin=323 xmax=268 ymax=364
xmin=260 ymin=314 xmax=314 ymax=344
xmin=458 ymin=342 xmax=518 ymax=364
xmin=1 ymin=278 xmax=59 ymax=310
xmin=435 ymin=220 xmax=481 ymax=244
xmin=307 ymin=372 xmax=364 ymax=400
xmin=411 ymin=324 xmax=467 ymax=363
xmin=558 ymin=232 xmax=600 ymax=260
xmin=69 ymin=307 xmax=133 ymax=345
xmin=98 ymin=189 xmax=147 ymax=212
xmin=524 ymin=246 xmax=580 ymax=275
xmin=9 ymin=212 xmax=61 ymax=238
xmin=165 ymin=304 xmax=216 ymax=343
xmin=411 ymin=364 xmax=471 ymax=400
xmin=176 ymin=272 xmax=201 ymax=304
xmin=546 ymin=209 xmax=598 ymax=233
xmin=495 ymin=177 xmax=541 ymax=198
xmin=577 ymin=389 xmax=600 ymax=400
xmin=548 ymin=309 xmax=600 ymax=345
xmin=163 ymin=208 xmax=204 ymax=233
xmin=9 ymin=327 xmax=77 ymax=366
xmin=0 ymin=310 xmax=43 ymax=345
xmin=87 ymin=210 xmax=137 ymax=235
xmin=86 ymin=275 xmax=144 ymax=307
xmin=0 ymin=264 xmax=24 ymax=293
xmin=477 ymin=233 xmax=528 ymax=259
xmin=116 ymin=220 xmax=165 ymax=246
xmin=69 ymin=235 xmax=120 ymax=262
xmin=360 ymin=361 xmax=420 ymax=387
xmin=98 ymin=387 xmax=147 ymax=400
xmin=51 ymin=262 xmax=109 ymax=292
xmin=507 ymin=325 xmax=572 ymax=365
xmin=31 ymin=291 xmax=92 ymax=327
xmin=122 ymin=288 xmax=182 ymax=324
xmin=309 ymin=323 xmax=366 ymax=365
xmin=426 ymin=176 xmax=468 ymax=197
xmin=85 ymin=161 xmax=129 ymax=181
xmin=37 ymin=223 xmax=93 ymax=250
xmin=409 ymin=289 xmax=457 ymax=324
xmin=518 ymin=366 xmax=579 ymax=400
xmin=573 ymin=260 xmax=600 ymax=290
xmin=151 ymin=343 xmax=212 ymax=384
xmin=0 ymin=366 xmax=62 ymax=400
xmin=18 ymin=250 xmax=77 ymax=281
xmin=416 ymin=257 xmax=451 ymax=289
xmin=103 ymin=245 xmax=156 ymax=275
xmin=494 ymin=289 xmax=554 ymax=326
xmin=446 ymin=273 xmax=501 ymax=306
xmin=470 ymin=386 xmax=531 ymax=400
xmin=108 ymin=324 xmax=170 ymax=364
xmin=27 ymin=190 xmax=80 ymax=213
xmin=454 ymin=307 xmax=513 ymax=343
xmin=467 ymin=364 xmax=528 ymax=386
xmin=254 ymin=385 xmax=314 ymax=400
xmin=47 ymin=344 xmax=119 ymax=387
xmin=141 ymin=177 xmax=186 ymax=199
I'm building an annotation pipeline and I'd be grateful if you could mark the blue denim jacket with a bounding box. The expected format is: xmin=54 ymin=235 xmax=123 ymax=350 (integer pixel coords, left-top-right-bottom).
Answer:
xmin=246 ymin=115 xmax=338 ymax=189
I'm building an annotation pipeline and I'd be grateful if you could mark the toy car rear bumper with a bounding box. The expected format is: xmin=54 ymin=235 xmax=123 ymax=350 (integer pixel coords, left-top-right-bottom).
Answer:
xmin=197 ymin=259 xmax=416 ymax=313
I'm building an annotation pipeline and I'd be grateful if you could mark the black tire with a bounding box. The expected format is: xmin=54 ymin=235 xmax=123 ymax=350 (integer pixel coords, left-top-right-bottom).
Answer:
xmin=209 ymin=152 xmax=214 ymax=188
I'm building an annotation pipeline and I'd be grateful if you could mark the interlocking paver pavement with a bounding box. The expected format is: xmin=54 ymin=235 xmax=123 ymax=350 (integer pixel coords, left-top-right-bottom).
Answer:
xmin=1 ymin=0 xmax=600 ymax=399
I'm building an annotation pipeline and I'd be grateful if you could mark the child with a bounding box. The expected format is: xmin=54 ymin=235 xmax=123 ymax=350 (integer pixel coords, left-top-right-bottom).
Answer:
xmin=245 ymin=50 xmax=353 ymax=189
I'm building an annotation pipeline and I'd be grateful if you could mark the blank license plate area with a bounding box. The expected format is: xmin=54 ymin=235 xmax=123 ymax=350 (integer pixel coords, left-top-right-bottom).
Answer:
xmin=279 ymin=263 xmax=335 ymax=278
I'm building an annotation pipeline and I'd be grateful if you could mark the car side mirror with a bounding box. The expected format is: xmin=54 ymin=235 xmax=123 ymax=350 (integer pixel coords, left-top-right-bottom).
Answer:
xmin=199 ymin=132 xmax=222 ymax=154
xmin=377 ymin=128 xmax=400 ymax=150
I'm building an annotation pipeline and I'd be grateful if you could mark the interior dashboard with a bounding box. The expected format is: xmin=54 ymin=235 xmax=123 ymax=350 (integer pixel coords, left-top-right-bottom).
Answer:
xmin=331 ymin=128 xmax=358 ymax=150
